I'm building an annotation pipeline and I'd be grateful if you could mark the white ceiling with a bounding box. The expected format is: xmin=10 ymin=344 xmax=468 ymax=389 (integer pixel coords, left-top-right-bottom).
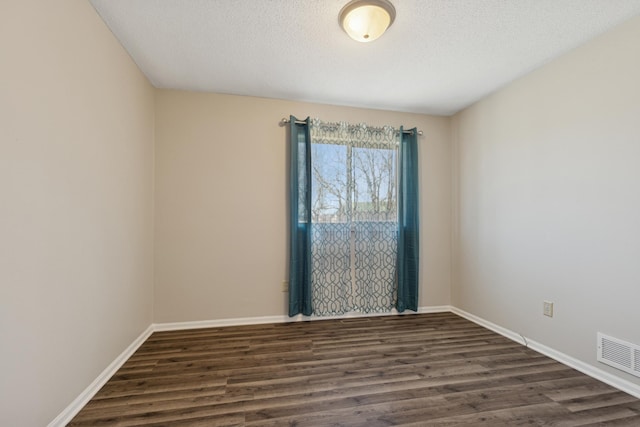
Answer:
xmin=90 ymin=0 xmax=640 ymax=116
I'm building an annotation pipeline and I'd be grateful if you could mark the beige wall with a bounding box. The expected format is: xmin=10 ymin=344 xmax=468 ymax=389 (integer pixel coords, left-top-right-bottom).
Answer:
xmin=0 ymin=1 xmax=155 ymax=425
xmin=452 ymin=15 xmax=640 ymax=385
xmin=154 ymin=90 xmax=452 ymax=322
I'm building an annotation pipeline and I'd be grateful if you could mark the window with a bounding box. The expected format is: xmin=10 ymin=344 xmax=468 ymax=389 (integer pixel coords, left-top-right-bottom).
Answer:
xmin=288 ymin=116 xmax=420 ymax=317
xmin=309 ymin=121 xmax=399 ymax=315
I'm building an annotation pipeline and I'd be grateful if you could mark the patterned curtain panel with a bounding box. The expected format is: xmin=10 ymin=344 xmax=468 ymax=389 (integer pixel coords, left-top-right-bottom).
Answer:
xmin=310 ymin=222 xmax=352 ymax=315
xmin=310 ymin=120 xmax=399 ymax=316
xmin=353 ymin=220 xmax=398 ymax=313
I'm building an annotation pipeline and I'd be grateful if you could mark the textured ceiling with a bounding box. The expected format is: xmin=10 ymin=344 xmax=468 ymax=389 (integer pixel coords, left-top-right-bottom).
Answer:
xmin=90 ymin=0 xmax=640 ymax=116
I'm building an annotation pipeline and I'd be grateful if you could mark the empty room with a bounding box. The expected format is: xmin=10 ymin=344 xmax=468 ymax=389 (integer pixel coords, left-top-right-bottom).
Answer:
xmin=2 ymin=0 xmax=640 ymax=426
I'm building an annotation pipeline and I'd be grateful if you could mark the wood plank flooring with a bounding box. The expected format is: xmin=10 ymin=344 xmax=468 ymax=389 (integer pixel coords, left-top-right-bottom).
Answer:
xmin=69 ymin=312 xmax=640 ymax=426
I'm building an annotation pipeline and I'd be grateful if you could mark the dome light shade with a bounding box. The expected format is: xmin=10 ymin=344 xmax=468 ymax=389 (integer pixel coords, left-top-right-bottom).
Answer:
xmin=339 ymin=0 xmax=396 ymax=43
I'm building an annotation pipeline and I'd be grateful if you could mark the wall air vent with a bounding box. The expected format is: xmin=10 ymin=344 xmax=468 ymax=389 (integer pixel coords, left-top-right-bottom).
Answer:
xmin=597 ymin=332 xmax=640 ymax=378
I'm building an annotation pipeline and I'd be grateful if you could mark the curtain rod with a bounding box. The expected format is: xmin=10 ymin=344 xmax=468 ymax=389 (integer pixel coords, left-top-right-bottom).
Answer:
xmin=279 ymin=118 xmax=423 ymax=136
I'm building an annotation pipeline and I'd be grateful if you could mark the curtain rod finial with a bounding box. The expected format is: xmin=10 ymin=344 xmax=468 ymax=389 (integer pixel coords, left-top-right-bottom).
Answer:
xmin=280 ymin=118 xmax=289 ymax=127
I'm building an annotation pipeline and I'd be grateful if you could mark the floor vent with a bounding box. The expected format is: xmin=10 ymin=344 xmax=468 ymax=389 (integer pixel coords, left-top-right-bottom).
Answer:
xmin=597 ymin=332 xmax=640 ymax=378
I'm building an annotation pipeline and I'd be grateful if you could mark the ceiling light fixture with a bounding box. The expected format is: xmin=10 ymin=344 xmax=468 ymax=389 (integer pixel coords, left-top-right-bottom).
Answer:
xmin=339 ymin=0 xmax=396 ymax=43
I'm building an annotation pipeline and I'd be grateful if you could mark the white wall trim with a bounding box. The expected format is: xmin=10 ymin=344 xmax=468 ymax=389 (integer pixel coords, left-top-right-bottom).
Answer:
xmin=417 ymin=305 xmax=453 ymax=314
xmin=154 ymin=314 xmax=290 ymax=331
xmin=47 ymin=324 xmax=155 ymax=427
xmin=154 ymin=305 xmax=452 ymax=331
xmin=450 ymin=307 xmax=527 ymax=346
xmin=450 ymin=307 xmax=640 ymax=399
xmin=525 ymin=337 xmax=640 ymax=399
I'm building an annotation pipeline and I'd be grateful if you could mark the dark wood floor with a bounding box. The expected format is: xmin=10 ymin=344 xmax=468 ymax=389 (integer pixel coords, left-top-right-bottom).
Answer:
xmin=69 ymin=312 xmax=640 ymax=426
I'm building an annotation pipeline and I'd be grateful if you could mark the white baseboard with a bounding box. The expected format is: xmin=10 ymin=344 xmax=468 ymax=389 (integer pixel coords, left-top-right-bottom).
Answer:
xmin=450 ymin=306 xmax=527 ymax=346
xmin=154 ymin=305 xmax=452 ymax=331
xmin=154 ymin=314 xmax=289 ymax=331
xmin=47 ymin=324 xmax=154 ymax=427
xmin=418 ymin=305 xmax=453 ymax=314
xmin=525 ymin=337 xmax=640 ymax=399
xmin=450 ymin=307 xmax=640 ymax=399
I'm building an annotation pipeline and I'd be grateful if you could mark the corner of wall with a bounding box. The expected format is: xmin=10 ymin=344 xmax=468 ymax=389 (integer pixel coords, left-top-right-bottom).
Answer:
xmin=448 ymin=113 xmax=460 ymax=306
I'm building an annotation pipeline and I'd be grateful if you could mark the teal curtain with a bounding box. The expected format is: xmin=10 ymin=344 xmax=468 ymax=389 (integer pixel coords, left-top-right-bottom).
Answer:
xmin=397 ymin=127 xmax=420 ymax=312
xmin=288 ymin=116 xmax=313 ymax=316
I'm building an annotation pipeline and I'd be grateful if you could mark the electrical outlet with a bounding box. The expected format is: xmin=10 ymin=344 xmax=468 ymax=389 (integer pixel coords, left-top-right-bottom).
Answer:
xmin=282 ymin=281 xmax=289 ymax=292
xmin=543 ymin=301 xmax=553 ymax=317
